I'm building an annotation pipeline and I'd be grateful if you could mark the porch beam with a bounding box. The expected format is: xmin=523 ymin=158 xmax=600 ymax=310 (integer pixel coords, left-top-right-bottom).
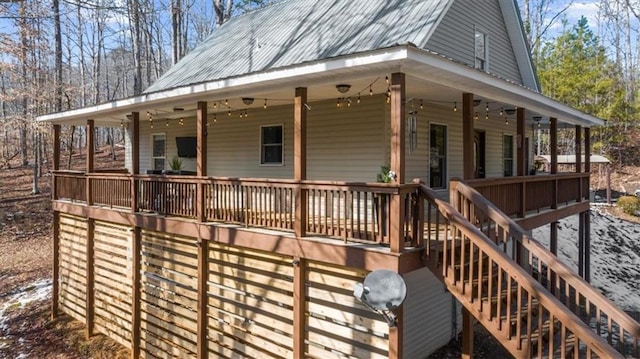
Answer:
xmin=131 ymin=112 xmax=140 ymax=212
xmin=86 ymin=119 xmax=94 ymax=206
xmin=390 ymin=73 xmax=406 ymax=253
xmin=197 ymin=102 xmax=207 ymax=222
xmin=516 ymin=108 xmax=525 ymax=177
xmin=575 ymin=125 xmax=582 ymax=173
xmin=462 ymin=93 xmax=474 ymax=180
xmin=294 ymin=87 xmax=308 ymax=238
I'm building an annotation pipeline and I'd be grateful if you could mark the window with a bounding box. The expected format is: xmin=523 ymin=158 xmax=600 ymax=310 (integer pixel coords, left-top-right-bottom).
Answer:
xmin=429 ymin=124 xmax=447 ymax=189
xmin=503 ymin=135 xmax=514 ymax=176
xmin=151 ymin=133 xmax=166 ymax=170
xmin=475 ymin=30 xmax=488 ymax=70
xmin=260 ymin=125 xmax=283 ymax=165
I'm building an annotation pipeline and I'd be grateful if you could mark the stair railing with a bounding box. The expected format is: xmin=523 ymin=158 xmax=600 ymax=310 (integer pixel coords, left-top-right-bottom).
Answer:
xmin=451 ymin=179 xmax=640 ymax=357
xmin=416 ymin=182 xmax=620 ymax=358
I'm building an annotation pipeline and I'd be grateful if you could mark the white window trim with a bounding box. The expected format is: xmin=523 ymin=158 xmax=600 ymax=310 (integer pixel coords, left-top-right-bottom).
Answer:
xmin=151 ymin=132 xmax=167 ymax=170
xmin=259 ymin=124 xmax=284 ymax=166
xmin=474 ymin=26 xmax=489 ymax=71
xmin=429 ymin=122 xmax=449 ymax=190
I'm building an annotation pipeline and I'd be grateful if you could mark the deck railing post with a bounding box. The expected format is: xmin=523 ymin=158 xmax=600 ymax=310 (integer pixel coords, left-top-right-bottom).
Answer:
xmin=294 ymin=87 xmax=308 ymax=238
xmin=390 ymin=190 xmax=405 ymax=253
xmin=86 ymin=120 xmax=94 ymax=206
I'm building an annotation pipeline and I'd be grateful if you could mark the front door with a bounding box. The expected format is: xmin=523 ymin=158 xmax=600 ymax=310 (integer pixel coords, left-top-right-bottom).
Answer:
xmin=474 ymin=131 xmax=485 ymax=178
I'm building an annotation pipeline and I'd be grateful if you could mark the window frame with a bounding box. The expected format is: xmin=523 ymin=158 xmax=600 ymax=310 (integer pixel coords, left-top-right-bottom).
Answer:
xmin=474 ymin=27 xmax=489 ymax=71
xmin=429 ymin=123 xmax=448 ymax=190
xmin=259 ymin=124 xmax=284 ymax=166
xmin=503 ymin=134 xmax=514 ymax=177
xmin=151 ymin=132 xmax=166 ymax=171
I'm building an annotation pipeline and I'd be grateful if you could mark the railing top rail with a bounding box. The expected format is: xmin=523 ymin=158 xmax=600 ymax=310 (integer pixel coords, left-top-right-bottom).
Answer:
xmin=453 ymin=179 xmax=640 ymax=338
xmin=416 ymin=181 xmax=622 ymax=358
xmin=52 ymin=170 xmax=85 ymax=175
xmin=462 ymin=172 xmax=589 ymax=187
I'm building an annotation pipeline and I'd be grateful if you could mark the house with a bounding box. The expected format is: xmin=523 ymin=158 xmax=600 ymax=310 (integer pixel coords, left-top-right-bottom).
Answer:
xmin=39 ymin=0 xmax=640 ymax=358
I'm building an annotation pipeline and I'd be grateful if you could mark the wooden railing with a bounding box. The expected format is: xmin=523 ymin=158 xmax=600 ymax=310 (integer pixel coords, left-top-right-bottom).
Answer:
xmin=53 ymin=171 xmax=86 ymax=202
xmin=416 ymin=182 xmax=621 ymax=358
xmin=464 ymin=173 xmax=589 ymax=217
xmin=451 ymin=180 xmax=640 ymax=357
xmin=53 ymin=172 xmax=413 ymax=246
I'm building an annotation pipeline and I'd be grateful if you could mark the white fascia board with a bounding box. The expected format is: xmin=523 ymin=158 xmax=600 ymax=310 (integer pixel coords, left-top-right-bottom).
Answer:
xmin=405 ymin=48 xmax=604 ymax=127
xmin=37 ymin=47 xmax=410 ymax=124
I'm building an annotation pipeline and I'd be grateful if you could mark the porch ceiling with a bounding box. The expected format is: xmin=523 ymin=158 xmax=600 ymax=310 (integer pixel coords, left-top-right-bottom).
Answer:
xmin=37 ymin=45 xmax=603 ymax=128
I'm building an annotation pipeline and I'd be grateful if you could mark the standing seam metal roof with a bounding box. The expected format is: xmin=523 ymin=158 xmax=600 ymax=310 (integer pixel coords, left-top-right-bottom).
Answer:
xmin=144 ymin=0 xmax=452 ymax=94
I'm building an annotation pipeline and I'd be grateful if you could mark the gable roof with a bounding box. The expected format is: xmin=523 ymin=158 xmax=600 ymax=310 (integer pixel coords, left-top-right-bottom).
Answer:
xmin=144 ymin=0 xmax=453 ymax=94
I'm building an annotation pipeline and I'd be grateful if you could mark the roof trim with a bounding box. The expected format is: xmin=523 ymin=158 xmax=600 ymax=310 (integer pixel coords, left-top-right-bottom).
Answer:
xmin=498 ymin=0 xmax=540 ymax=91
xmin=38 ymin=44 xmax=602 ymax=127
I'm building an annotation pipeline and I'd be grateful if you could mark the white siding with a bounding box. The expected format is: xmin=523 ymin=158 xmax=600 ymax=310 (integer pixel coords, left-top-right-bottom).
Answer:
xmin=403 ymin=268 xmax=460 ymax=358
xmin=139 ymin=120 xmax=198 ymax=174
xmin=427 ymin=0 xmax=523 ymax=84
xmin=475 ymin=116 xmax=518 ymax=178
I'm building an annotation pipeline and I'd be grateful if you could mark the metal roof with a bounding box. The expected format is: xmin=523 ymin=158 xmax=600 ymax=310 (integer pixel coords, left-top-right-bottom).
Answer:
xmin=144 ymin=0 xmax=452 ymax=94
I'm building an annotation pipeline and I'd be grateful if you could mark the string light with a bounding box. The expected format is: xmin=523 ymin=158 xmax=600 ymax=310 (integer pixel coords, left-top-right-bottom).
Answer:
xmin=485 ymin=103 xmax=489 ymax=112
xmin=505 ymin=118 xmax=509 ymax=125
xmin=347 ymin=98 xmax=351 ymax=107
xmin=499 ymin=108 xmax=504 ymax=116
xmin=420 ymin=99 xmax=423 ymax=110
xmin=165 ymin=119 xmax=169 ymax=127
xmin=336 ymin=99 xmax=341 ymax=108
xmin=263 ymin=99 xmax=268 ymax=109
xmin=385 ymin=76 xmax=389 ymax=85
xmin=179 ymin=117 xmax=184 ymax=126
xmin=213 ymin=102 xmax=218 ymax=109
xmin=453 ymin=102 xmax=457 ymax=112
xmin=357 ymin=94 xmax=361 ymax=104
xmin=213 ymin=113 xmax=217 ymax=123
xmin=369 ymin=86 xmax=373 ymax=96
xmin=474 ymin=113 xmax=479 ymax=121
xmin=225 ymin=99 xmax=228 ymax=106
xmin=485 ymin=113 xmax=489 ymax=120
xmin=228 ymin=109 xmax=231 ymax=116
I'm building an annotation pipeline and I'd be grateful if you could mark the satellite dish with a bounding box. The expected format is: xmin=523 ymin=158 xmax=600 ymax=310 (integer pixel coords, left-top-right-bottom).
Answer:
xmin=353 ymin=269 xmax=407 ymax=327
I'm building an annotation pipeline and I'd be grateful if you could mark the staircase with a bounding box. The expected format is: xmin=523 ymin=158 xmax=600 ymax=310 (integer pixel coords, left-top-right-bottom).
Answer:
xmin=414 ymin=182 xmax=640 ymax=358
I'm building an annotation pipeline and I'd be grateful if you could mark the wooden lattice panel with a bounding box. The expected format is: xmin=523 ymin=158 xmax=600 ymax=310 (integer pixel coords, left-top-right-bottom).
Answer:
xmin=305 ymin=261 xmax=389 ymax=359
xmin=93 ymin=221 xmax=133 ymax=348
xmin=139 ymin=230 xmax=198 ymax=359
xmin=207 ymin=243 xmax=294 ymax=358
xmin=58 ymin=214 xmax=88 ymax=324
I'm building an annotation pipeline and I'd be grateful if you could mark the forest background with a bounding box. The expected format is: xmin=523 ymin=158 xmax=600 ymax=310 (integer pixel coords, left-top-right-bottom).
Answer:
xmin=0 ymin=0 xmax=638 ymax=181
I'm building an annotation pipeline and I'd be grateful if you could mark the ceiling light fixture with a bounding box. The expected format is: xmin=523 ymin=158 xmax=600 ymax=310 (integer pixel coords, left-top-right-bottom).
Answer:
xmin=336 ymin=84 xmax=351 ymax=94
xmin=505 ymin=108 xmax=516 ymax=115
xmin=242 ymin=97 xmax=254 ymax=105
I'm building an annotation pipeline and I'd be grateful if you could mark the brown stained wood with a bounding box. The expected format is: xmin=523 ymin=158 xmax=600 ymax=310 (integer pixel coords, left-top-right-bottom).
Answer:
xmin=52 ymin=211 xmax=60 ymax=319
xmin=197 ymin=236 xmax=208 ymax=359
xmin=390 ymin=73 xmax=405 ymax=184
xmin=550 ymin=118 xmax=558 ymax=174
xmin=517 ymin=108 xmax=525 ymax=177
xmin=293 ymin=257 xmax=305 ymax=358
xmin=86 ymin=120 xmax=94 ymax=206
xmin=388 ymin=305 xmax=403 ymax=359
xmin=131 ymin=227 xmax=141 ymax=359
xmin=197 ymin=102 xmax=207 ymax=222
xmin=575 ymin=124 xmax=582 ymax=173
xmin=462 ymin=93 xmax=474 ymax=180
xmin=295 ymin=87 xmax=308 ymax=238
xmin=53 ymin=125 xmax=61 ymax=200
xmin=52 ymin=201 xmax=418 ymax=273
xmin=85 ymin=218 xmax=95 ymax=338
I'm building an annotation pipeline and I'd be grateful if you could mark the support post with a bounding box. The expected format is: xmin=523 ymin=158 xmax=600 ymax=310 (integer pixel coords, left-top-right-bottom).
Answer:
xmin=462 ymin=93 xmax=474 ymax=180
xmin=389 ymin=305 xmax=403 ymax=359
xmin=85 ymin=218 xmax=95 ymax=338
xmin=462 ymin=308 xmax=474 ymax=359
xmin=131 ymin=227 xmax=142 ymax=359
xmin=516 ymin=108 xmax=525 ymax=177
xmin=575 ymin=125 xmax=582 ymax=173
xmin=197 ymin=237 xmax=208 ymax=358
xmin=86 ymin=119 xmax=95 ymax=206
xmin=517 ymin=108 xmax=526 ymax=218
xmin=293 ymin=257 xmax=306 ymax=358
xmin=131 ymin=112 xmax=140 ymax=212
xmin=578 ymin=212 xmax=585 ymax=278
xmin=294 ymin=87 xmax=308 ymax=238
xmin=584 ymin=127 xmax=591 ymax=282
xmin=550 ymin=118 xmax=558 ymax=175
xmin=390 ymin=73 xmax=406 ymax=253
xmin=52 ymin=124 xmax=61 ymax=200
xmin=197 ymin=102 xmax=208 ymax=222
xmin=52 ymin=211 xmax=60 ymax=319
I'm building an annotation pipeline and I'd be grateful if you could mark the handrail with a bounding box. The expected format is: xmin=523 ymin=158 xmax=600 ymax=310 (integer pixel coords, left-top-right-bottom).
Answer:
xmin=463 ymin=172 xmax=589 ymax=187
xmin=416 ymin=182 xmax=621 ymax=358
xmin=452 ymin=179 xmax=640 ymax=356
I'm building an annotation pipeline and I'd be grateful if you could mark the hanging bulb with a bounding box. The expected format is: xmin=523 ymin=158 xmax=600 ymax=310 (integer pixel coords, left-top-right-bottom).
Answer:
xmin=263 ymin=99 xmax=268 ymax=109
xmin=485 ymin=103 xmax=489 ymax=112
xmin=228 ymin=110 xmax=231 ymax=116
xmin=537 ymin=121 xmax=541 ymax=128
xmin=213 ymin=102 xmax=218 ymax=109
xmin=357 ymin=94 xmax=361 ymax=104
xmin=347 ymin=98 xmax=351 ymax=107
xmin=225 ymin=99 xmax=228 ymax=106
xmin=336 ymin=99 xmax=341 ymax=108
xmin=213 ymin=113 xmax=217 ymax=123
xmin=386 ymin=95 xmax=391 ymax=104
xmin=499 ymin=108 xmax=504 ymax=116
xmin=120 ymin=119 xmax=124 ymax=128
xmin=453 ymin=102 xmax=457 ymax=112
xmin=485 ymin=114 xmax=489 ymax=120
xmin=369 ymin=86 xmax=373 ymax=96
xmin=165 ymin=120 xmax=169 ymax=127
xmin=420 ymin=99 xmax=424 ymax=110
xmin=244 ymin=109 xmax=248 ymax=118
xmin=505 ymin=118 xmax=509 ymax=125
xmin=474 ymin=113 xmax=479 ymax=121
xmin=385 ymin=76 xmax=389 ymax=85
xmin=150 ymin=123 xmax=154 ymax=129
xmin=179 ymin=117 xmax=184 ymax=125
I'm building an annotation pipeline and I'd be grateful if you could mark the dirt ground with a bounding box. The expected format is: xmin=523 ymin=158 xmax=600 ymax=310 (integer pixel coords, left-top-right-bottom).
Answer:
xmin=0 ymin=148 xmax=639 ymax=358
